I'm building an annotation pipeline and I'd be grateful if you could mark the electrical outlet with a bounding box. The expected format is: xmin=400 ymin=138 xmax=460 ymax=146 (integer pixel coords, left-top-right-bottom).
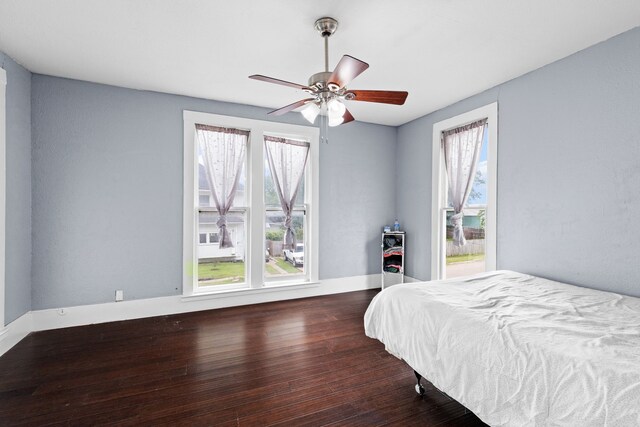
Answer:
xmin=115 ymin=290 xmax=124 ymax=302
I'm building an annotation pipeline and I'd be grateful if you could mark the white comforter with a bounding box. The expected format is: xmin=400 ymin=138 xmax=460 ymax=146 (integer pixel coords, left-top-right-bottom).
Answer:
xmin=364 ymin=270 xmax=640 ymax=426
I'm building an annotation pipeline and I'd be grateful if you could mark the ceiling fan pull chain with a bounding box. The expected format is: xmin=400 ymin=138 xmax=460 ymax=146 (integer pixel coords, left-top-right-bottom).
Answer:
xmin=325 ymin=113 xmax=329 ymax=143
xmin=320 ymin=113 xmax=329 ymax=144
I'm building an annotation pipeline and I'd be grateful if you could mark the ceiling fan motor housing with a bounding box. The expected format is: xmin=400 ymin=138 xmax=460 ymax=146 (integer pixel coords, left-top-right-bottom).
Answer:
xmin=314 ymin=17 xmax=338 ymax=37
xmin=308 ymin=71 xmax=332 ymax=90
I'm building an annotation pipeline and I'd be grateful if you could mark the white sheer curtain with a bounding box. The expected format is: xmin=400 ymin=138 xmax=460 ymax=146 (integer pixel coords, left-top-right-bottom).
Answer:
xmin=442 ymin=119 xmax=487 ymax=247
xmin=264 ymin=136 xmax=310 ymax=250
xmin=196 ymin=124 xmax=248 ymax=248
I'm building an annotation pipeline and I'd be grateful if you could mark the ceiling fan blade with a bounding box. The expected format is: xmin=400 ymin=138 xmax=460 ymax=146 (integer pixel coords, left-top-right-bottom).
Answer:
xmin=268 ymin=98 xmax=315 ymax=116
xmin=328 ymin=55 xmax=369 ymax=89
xmin=348 ymin=90 xmax=408 ymax=105
xmin=342 ymin=108 xmax=355 ymax=124
xmin=249 ymin=74 xmax=311 ymax=91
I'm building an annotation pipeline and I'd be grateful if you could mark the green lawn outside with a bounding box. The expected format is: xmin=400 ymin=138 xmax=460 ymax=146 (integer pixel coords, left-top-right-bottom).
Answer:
xmin=198 ymin=261 xmax=245 ymax=286
xmin=265 ymin=264 xmax=279 ymax=275
xmin=275 ymin=257 xmax=301 ymax=274
xmin=198 ymin=258 xmax=302 ymax=286
xmin=446 ymin=253 xmax=485 ymax=265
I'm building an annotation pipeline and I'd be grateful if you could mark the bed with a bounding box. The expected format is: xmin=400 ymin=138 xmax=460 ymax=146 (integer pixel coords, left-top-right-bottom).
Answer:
xmin=364 ymin=270 xmax=640 ymax=426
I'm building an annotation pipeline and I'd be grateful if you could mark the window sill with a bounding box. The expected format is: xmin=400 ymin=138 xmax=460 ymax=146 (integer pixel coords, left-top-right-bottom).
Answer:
xmin=181 ymin=280 xmax=320 ymax=302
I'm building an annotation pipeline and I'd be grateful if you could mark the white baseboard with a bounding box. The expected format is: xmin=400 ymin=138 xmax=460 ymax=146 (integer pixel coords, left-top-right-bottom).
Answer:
xmin=30 ymin=274 xmax=382 ymax=333
xmin=0 ymin=274 xmax=381 ymax=356
xmin=0 ymin=312 xmax=33 ymax=357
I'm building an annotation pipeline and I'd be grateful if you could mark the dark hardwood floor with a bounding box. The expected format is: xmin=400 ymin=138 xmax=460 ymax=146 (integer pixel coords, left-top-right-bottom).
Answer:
xmin=0 ymin=290 xmax=487 ymax=426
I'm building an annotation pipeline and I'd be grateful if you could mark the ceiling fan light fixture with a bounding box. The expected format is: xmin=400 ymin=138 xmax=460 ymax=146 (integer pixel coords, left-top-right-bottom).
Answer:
xmin=327 ymin=98 xmax=346 ymax=127
xmin=328 ymin=113 xmax=344 ymax=127
xmin=301 ymin=102 xmax=320 ymax=124
xmin=327 ymin=97 xmax=346 ymax=116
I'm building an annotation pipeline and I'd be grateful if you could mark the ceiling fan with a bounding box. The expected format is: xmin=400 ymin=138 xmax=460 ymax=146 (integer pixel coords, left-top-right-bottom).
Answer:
xmin=249 ymin=17 xmax=408 ymax=127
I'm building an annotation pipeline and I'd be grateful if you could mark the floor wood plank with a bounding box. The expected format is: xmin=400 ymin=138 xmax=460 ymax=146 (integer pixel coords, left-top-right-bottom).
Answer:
xmin=0 ymin=290 xmax=488 ymax=426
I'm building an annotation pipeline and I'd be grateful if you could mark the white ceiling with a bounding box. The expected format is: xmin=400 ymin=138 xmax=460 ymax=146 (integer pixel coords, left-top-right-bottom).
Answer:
xmin=0 ymin=1 xmax=639 ymax=126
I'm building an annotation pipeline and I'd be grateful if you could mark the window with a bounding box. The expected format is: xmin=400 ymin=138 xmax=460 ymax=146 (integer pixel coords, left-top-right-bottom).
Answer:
xmin=264 ymin=136 xmax=309 ymax=282
xmin=195 ymin=124 xmax=248 ymax=289
xmin=431 ymin=103 xmax=497 ymax=280
xmin=183 ymin=111 xmax=319 ymax=295
xmin=197 ymin=231 xmax=221 ymax=246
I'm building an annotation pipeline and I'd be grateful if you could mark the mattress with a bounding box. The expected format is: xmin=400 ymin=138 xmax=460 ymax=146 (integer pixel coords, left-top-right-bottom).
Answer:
xmin=364 ymin=270 xmax=640 ymax=426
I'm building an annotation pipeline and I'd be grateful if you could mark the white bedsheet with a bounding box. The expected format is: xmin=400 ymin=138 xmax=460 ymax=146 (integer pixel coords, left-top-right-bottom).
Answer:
xmin=364 ymin=270 xmax=640 ymax=426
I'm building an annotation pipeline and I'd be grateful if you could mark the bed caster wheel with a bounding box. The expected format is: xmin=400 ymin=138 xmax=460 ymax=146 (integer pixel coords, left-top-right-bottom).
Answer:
xmin=414 ymin=370 xmax=426 ymax=395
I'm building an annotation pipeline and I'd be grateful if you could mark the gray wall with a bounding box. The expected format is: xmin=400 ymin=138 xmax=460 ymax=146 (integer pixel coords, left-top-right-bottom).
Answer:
xmin=1 ymin=52 xmax=32 ymax=324
xmin=320 ymin=123 xmax=396 ymax=279
xmin=397 ymin=26 xmax=640 ymax=297
xmin=31 ymin=75 xmax=396 ymax=309
xmin=16 ymin=25 xmax=640 ymax=312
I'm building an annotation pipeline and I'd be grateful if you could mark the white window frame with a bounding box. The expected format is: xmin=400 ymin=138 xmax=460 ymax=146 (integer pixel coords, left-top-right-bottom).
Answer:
xmin=194 ymin=127 xmax=249 ymax=293
xmin=431 ymin=102 xmax=498 ymax=280
xmin=0 ymin=67 xmax=6 ymax=328
xmin=183 ymin=111 xmax=319 ymax=296
xmin=263 ymin=133 xmax=309 ymax=285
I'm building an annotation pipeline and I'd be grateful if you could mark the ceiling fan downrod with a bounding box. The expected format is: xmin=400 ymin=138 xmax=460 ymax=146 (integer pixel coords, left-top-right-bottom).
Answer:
xmin=314 ymin=17 xmax=338 ymax=73
xmin=324 ymin=34 xmax=329 ymax=72
xmin=309 ymin=17 xmax=339 ymax=90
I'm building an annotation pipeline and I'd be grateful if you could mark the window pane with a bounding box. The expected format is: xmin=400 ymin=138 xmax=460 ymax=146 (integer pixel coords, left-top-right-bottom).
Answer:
xmin=447 ymin=129 xmax=488 ymax=208
xmin=467 ymin=129 xmax=488 ymax=207
xmin=197 ymin=211 xmax=246 ymax=286
xmin=264 ymin=158 xmax=280 ymax=207
xmin=263 ymin=137 xmax=307 ymax=208
xmin=199 ymin=163 xmax=247 ymax=208
xmin=263 ymin=136 xmax=309 ymax=282
xmin=197 ymin=127 xmax=247 ymax=208
xmin=199 ymin=233 xmax=207 ymax=244
xmin=444 ymin=128 xmax=488 ymax=279
xmin=445 ymin=210 xmax=485 ymax=278
xmin=294 ymin=175 xmax=305 ymax=207
xmin=264 ymin=158 xmax=305 ymax=207
xmin=265 ymin=210 xmax=305 ymax=279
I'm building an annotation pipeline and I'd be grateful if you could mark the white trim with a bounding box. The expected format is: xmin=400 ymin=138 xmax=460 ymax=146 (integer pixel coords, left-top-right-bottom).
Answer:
xmin=181 ymin=280 xmax=320 ymax=301
xmin=431 ymin=103 xmax=498 ymax=280
xmin=30 ymin=274 xmax=380 ymax=332
xmin=0 ymin=66 xmax=6 ymax=327
xmin=0 ymin=274 xmax=381 ymax=356
xmin=183 ymin=111 xmax=319 ymax=296
xmin=0 ymin=311 xmax=32 ymax=357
